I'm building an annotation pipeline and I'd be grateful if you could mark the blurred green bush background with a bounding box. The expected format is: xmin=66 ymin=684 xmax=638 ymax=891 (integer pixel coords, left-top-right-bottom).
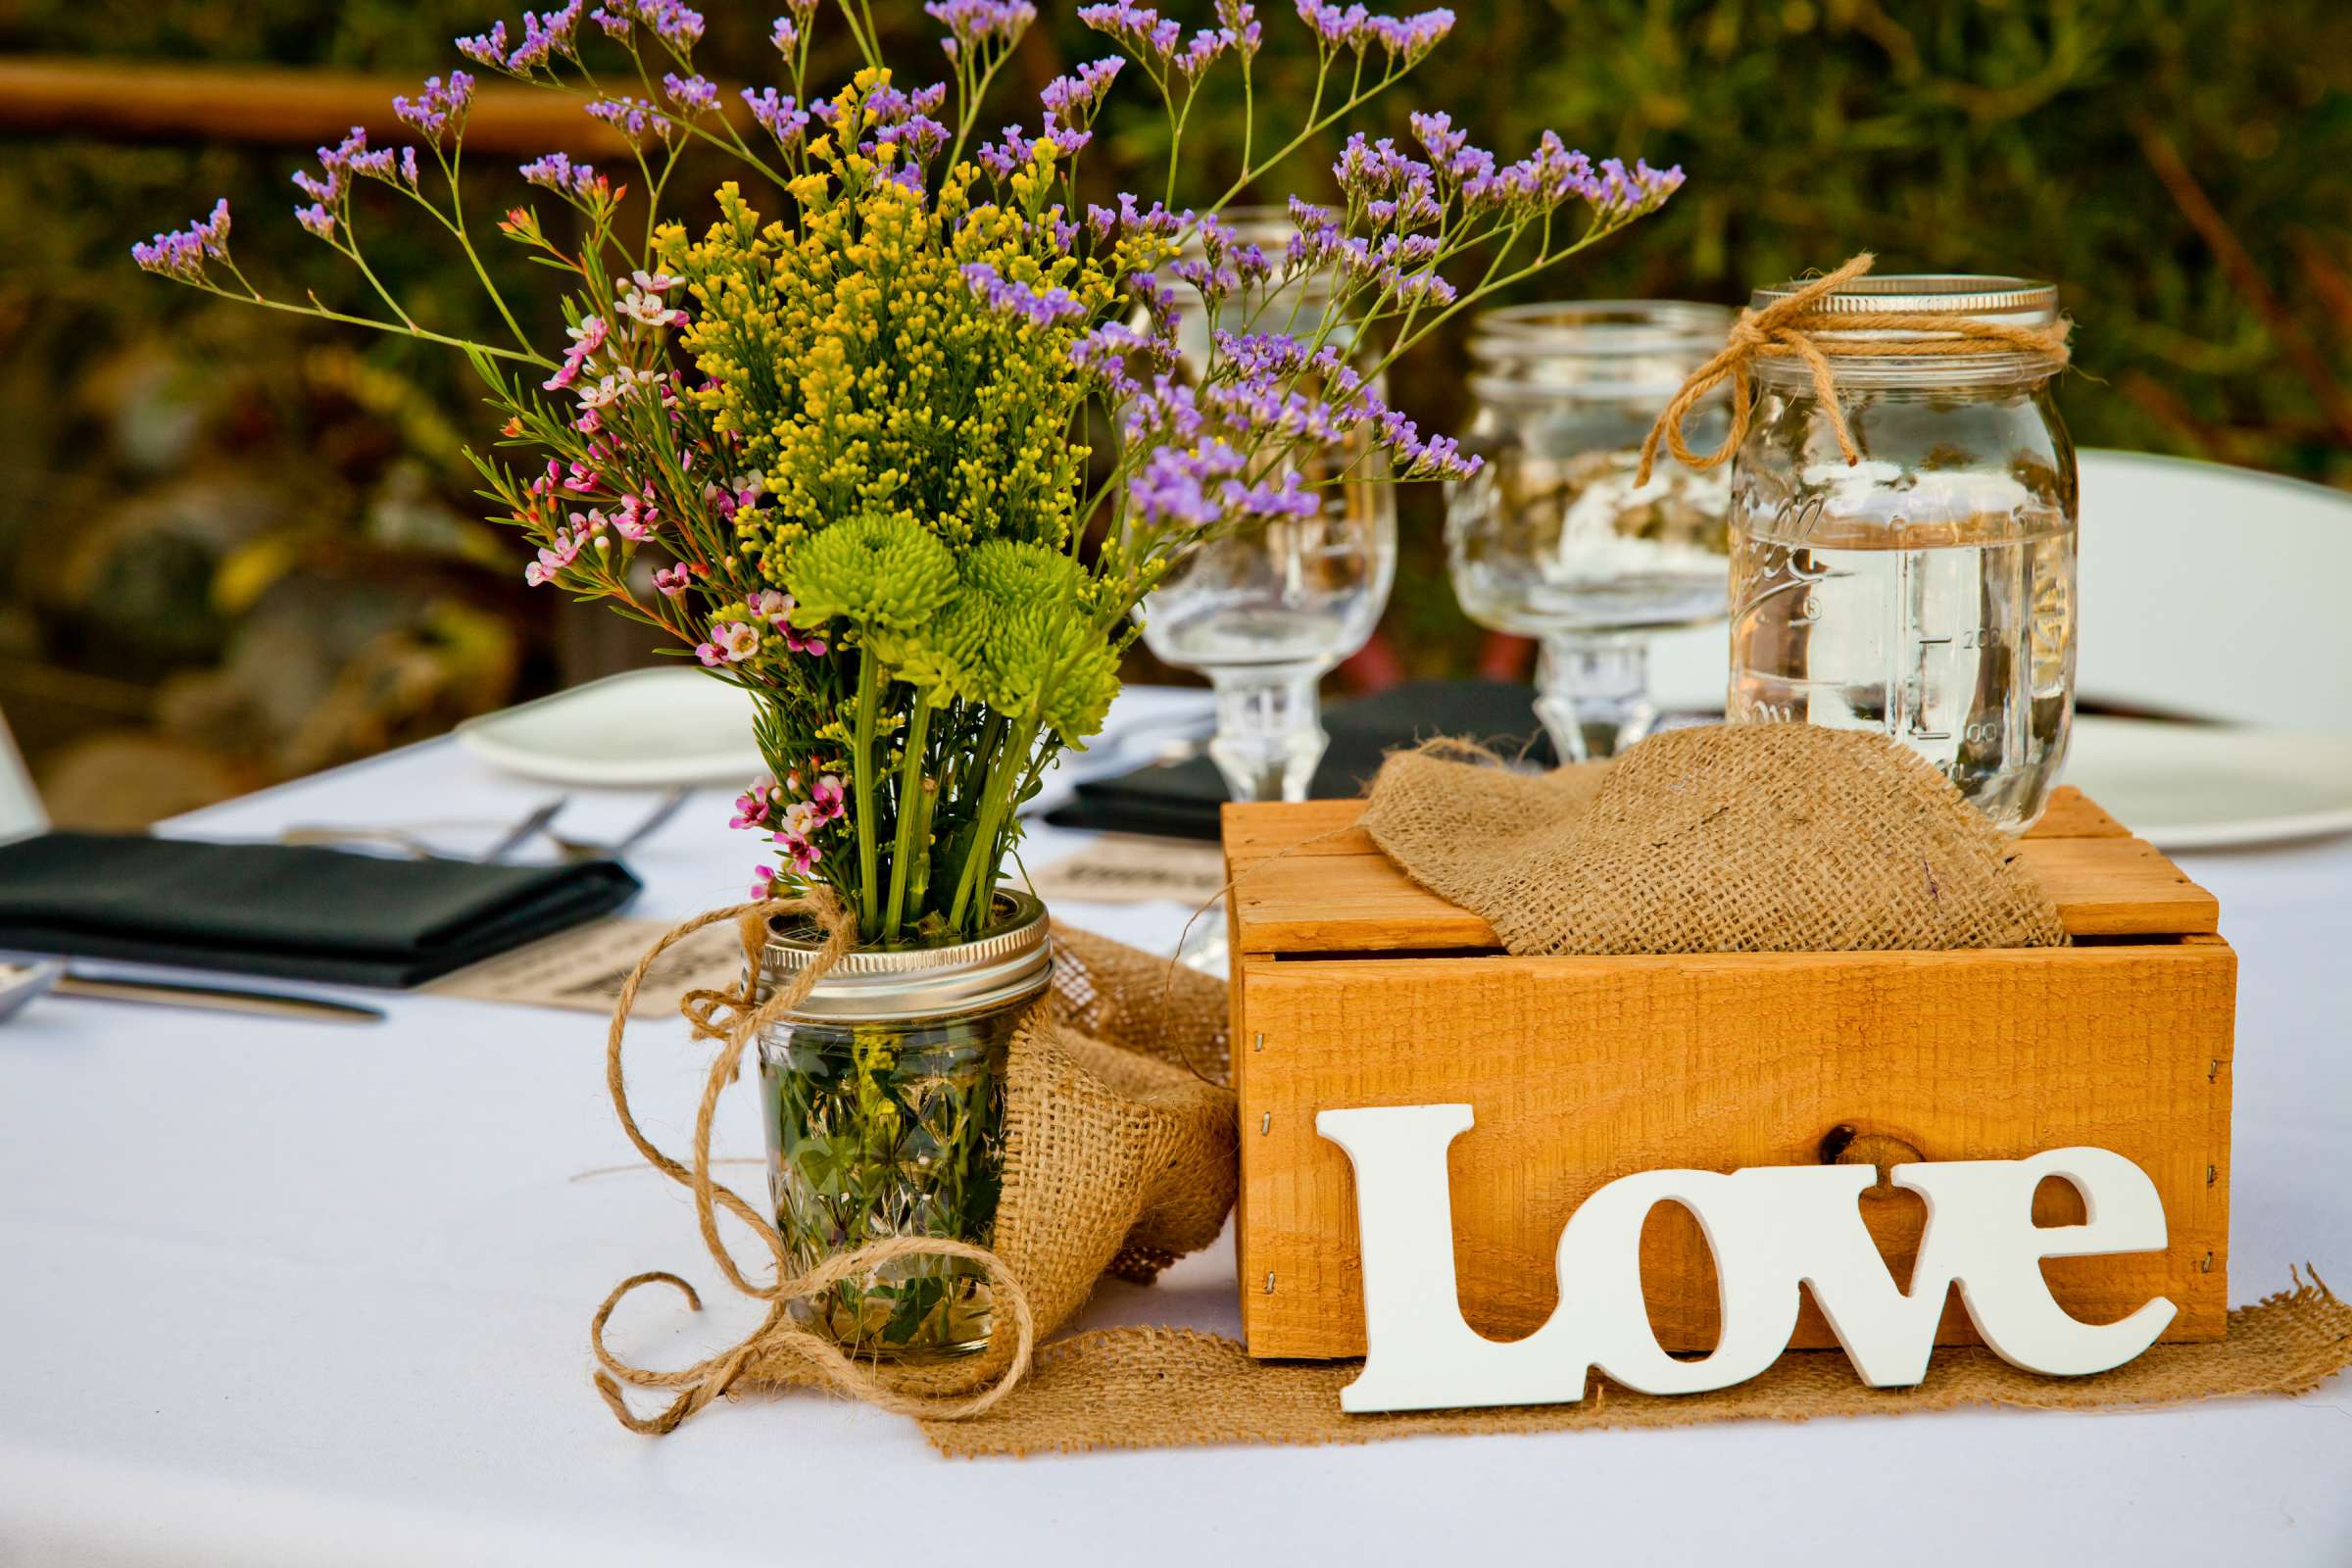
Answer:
xmin=3 ymin=0 xmax=2346 ymax=820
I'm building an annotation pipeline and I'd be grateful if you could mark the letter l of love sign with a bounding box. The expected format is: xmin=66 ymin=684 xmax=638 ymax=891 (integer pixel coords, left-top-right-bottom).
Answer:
xmin=1317 ymin=1104 xmax=2178 ymax=1415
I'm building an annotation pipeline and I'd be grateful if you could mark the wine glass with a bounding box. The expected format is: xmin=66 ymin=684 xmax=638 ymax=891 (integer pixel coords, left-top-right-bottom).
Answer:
xmin=1128 ymin=213 xmax=1399 ymax=967
xmin=1445 ymin=301 xmax=1736 ymax=761
xmin=1134 ymin=212 xmax=1398 ymax=807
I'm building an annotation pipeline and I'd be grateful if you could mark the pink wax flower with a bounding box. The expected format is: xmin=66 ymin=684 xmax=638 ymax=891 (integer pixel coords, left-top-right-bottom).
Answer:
xmin=652 ymin=564 xmax=692 ymax=597
xmin=697 ymin=620 xmax=759 ymax=665
xmin=809 ymin=772 xmax=847 ymax=822
xmin=749 ymin=862 xmax=776 ymax=898
xmin=730 ymin=775 xmax=776 ymax=830
xmin=615 ymin=285 xmax=687 ymax=329
xmin=778 ymin=831 xmax=820 ymax=874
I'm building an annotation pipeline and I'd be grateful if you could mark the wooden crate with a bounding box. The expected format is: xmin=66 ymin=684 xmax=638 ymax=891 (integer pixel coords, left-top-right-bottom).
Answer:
xmin=1223 ymin=788 xmax=2235 ymax=1360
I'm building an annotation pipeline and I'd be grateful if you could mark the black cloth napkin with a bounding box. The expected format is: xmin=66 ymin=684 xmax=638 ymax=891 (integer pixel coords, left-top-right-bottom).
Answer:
xmin=0 ymin=832 xmax=641 ymax=988
xmin=1046 ymin=679 xmax=1560 ymax=842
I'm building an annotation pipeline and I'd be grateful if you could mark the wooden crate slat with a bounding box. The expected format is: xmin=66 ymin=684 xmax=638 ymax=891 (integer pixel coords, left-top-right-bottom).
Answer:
xmin=1226 ymin=785 xmax=2217 ymax=956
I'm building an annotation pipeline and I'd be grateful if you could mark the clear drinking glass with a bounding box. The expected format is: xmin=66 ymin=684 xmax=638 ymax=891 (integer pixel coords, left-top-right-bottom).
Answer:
xmin=1725 ymin=275 xmax=2077 ymax=830
xmin=1130 ymin=212 xmax=1398 ymax=806
xmin=1445 ymin=301 xmax=1737 ymax=760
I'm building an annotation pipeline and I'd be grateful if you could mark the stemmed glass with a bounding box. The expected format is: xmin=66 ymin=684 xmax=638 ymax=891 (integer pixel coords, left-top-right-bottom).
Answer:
xmin=1127 ymin=213 xmax=1398 ymax=966
xmin=1445 ymin=302 xmax=1736 ymax=760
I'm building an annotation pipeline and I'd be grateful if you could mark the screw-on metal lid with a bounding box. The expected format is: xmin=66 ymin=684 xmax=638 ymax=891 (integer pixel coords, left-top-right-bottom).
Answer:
xmin=1747 ymin=273 xmax=2058 ymax=326
xmin=1467 ymin=300 xmax=1737 ymax=400
xmin=759 ymin=891 xmax=1053 ymax=1023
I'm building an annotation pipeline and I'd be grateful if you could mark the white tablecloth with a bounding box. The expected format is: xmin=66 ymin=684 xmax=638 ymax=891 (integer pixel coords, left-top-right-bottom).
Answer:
xmin=4 ymin=692 xmax=2349 ymax=1567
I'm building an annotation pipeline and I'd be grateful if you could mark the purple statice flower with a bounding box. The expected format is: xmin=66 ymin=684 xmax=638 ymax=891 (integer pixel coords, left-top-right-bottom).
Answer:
xmin=457 ymin=21 xmax=513 ymax=69
xmin=975 ymin=123 xmax=1039 ymax=178
xmin=291 ymin=128 xmax=365 ymax=210
xmin=770 ymin=15 xmax=800 ymax=54
xmin=1594 ymin=157 xmax=1685 ymax=219
xmin=519 ymin=151 xmax=601 ymax=199
xmin=1217 ymin=0 xmax=1264 ymax=57
xmin=924 ymin=0 xmax=1037 ymax=61
xmin=637 ymin=0 xmax=706 ymax=53
xmin=1373 ymin=407 xmax=1480 ymax=478
xmin=588 ymin=5 xmax=632 ymax=40
xmin=1364 ymin=7 xmax=1452 ymax=59
xmin=1077 ymin=2 xmax=1180 ymax=60
xmin=1334 ymin=132 xmax=1431 ymax=202
xmin=871 ymin=114 xmax=950 ymax=168
xmin=1119 ymin=374 xmax=1206 ymax=446
xmin=960 ymin=262 xmax=1085 ymax=327
xmin=392 ymin=73 xmax=475 ymax=146
xmin=1040 ymin=57 xmax=1122 ymax=152
xmin=1068 ymin=320 xmax=1161 ymax=398
xmin=585 ymin=96 xmax=675 ymax=149
xmin=1126 ymin=439 xmax=1318 ymax=532
xmin=1295 ymin=1 xmax=1453 ymax=62
xmin=131 ymin=199 xmax=233 ymax=282
xmin=742 ymin=88 xmax=811 ymax=149
xmin=347 ymin=134 xmax=423 ymax=193
xmin=506 ymin=1 xmax=587 ymax=70
xmin=294 ymin=204 xmax=336 ymax=241
xmin=661 ymin=73 xmax=719 ymax=116
xmin=1086 ymin=192 xmax=1187 ymax=241
xmin=1187 ymin=213 xmax=1274 ymax=296
xmin=1168 ymin=23 xmax=1237 ymax=83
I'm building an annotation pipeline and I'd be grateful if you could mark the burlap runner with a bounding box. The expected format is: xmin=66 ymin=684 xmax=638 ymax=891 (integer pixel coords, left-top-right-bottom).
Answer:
xmin=592 ymin=759 xmax=2343 ymax=1453
xmin=1360 ymin=727 xmax=2069 ymax=955
xmin=920 ymin=1273 xmax=2352 ymax=1457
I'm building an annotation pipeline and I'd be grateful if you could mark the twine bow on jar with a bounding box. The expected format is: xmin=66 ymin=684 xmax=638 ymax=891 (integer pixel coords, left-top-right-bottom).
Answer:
xmin=589 ymin=890 xmax=1040 ymax=1435
xmin=1633 ymin=252 xmax=2075 ymax=486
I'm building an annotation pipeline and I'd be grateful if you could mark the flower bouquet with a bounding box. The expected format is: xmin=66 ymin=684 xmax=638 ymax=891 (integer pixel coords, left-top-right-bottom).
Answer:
xmin=138 ymin=0 xmax=1683 ymax=1356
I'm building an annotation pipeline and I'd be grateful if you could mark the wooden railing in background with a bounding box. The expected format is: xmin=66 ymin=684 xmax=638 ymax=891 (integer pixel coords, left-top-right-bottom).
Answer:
xmin=0 ymin=56 xmax=633 ymax=154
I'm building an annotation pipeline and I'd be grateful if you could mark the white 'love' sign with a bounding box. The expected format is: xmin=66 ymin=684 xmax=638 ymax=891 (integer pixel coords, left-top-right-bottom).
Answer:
xmin=1318 ymin=1104 xmax=2177 ymax=1415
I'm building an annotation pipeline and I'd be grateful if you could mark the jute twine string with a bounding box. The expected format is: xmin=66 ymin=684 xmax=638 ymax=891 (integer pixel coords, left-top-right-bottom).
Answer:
xmin=1634 ymin=251 xmax=2074 ymax=486
xmin=589 ymin=890 xmax=1039 ymax=1434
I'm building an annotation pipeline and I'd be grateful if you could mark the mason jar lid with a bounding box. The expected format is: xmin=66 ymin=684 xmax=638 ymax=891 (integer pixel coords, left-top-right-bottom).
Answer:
xmin=760 ymin=891 xmax=1053 ymax=1023
xmin=1749 ymin=273 xmax=2064 ymax=380
xmin=1468 ymin=300 xmax=1737 ymax=401
xmin=1747 ymin=272 xmax=2058 ymax=325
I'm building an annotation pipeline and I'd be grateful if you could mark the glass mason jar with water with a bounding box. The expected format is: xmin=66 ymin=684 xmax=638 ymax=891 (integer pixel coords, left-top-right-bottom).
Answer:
xmin=1727 ymin=276 xmax=2077 ymax=830
xmin=1446 ymin=302 xmax=1736 ymax=760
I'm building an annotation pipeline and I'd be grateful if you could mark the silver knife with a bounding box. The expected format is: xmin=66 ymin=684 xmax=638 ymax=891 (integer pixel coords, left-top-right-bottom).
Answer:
xmin=50 ymin=972 xmax=386 ymax=1024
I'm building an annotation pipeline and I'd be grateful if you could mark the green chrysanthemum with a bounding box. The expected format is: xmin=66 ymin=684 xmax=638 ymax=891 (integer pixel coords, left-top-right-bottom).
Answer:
xmin=783 ymin=511 xmax=957 ymax=631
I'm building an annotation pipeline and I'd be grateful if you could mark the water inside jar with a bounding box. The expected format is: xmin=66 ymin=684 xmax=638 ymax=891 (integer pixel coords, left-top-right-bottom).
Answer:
xmin=1728 ymin=466 xmax=2076 ymax=830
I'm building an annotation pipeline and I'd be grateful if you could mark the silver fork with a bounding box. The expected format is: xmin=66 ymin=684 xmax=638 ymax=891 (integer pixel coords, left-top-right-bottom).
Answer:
xmin=536 ymin=787 xmax=692 ymax=863
xmin=280 ymin=796 xmax=568 ymax=863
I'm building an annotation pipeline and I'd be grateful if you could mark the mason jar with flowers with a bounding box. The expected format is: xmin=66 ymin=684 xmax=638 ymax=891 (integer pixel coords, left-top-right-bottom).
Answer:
xmin=135 ymin=0 xmax=1685 ymax=1359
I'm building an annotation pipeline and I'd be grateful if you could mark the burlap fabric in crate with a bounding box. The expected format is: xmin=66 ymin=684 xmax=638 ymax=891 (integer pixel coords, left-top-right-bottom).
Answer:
xmin=1359 ymin=725 xmax=2069 ymax=955
xmin=588 ymin=906 xmax=1235 ymax=1433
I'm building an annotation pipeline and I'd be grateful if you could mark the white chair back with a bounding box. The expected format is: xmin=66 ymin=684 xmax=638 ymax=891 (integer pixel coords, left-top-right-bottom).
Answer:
xmin=0 ymin=709 xmax=46 ymax=842
xmin=2075 ymin=449 xmax=2352 ymax=729
xmin=1645 ymin=448 xmax=2352 ymax=729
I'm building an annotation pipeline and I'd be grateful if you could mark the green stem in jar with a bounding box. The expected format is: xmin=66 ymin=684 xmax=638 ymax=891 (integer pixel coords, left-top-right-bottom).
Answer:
xmin=850 ymin=640 xmax=883 ymax=938
xmin=882 ymin=694 xmax=935 ymax=943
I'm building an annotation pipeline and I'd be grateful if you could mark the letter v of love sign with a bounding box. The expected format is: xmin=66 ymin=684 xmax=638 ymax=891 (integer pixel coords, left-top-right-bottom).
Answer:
xmin=1318 ymin=1104 xmax=2176 ymax=1415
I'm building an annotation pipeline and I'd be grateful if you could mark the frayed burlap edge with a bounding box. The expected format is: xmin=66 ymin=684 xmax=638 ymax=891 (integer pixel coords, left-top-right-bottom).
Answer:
xmin=919 ymin=1270 xmax=2352 ymax=1457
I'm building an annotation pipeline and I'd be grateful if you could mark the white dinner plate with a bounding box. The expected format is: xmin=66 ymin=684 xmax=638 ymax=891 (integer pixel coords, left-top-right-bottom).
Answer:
xmin=2060 ymin=715 xmax=2352 ymax=851
xmin=455 ymin=667 xmax=763 ymax=787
